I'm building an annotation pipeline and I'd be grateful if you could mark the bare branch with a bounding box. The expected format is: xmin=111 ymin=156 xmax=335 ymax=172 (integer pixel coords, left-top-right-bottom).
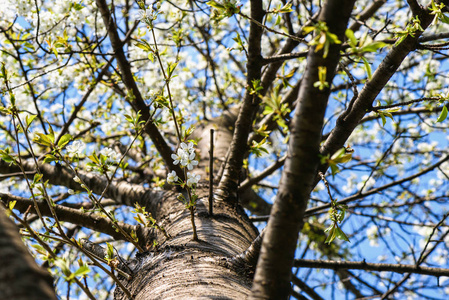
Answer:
xmin=1 ymin=193 xmax=153 ymax=244
xmin=0 ymin=159 xmax=162 ymax=208
xmin=295 ymin=258 xmax=449 ymax=277
xmin=305 ymin=154 xmax=449 ymax=216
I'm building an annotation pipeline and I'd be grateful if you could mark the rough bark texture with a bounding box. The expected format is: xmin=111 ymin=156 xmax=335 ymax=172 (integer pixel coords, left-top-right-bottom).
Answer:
xmin=0 ymin=206 xmax=57 ymax=300
xmin=114 ymin=188 xmax=259 ymax=299
xmin=112 ymin=108 xmax=261 ymax=299
xmin=250 ymin=1 xmax=356 ymax=298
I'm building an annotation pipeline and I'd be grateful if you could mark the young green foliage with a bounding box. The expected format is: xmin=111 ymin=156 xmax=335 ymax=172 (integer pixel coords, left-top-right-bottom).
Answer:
xmin=303 ymin=21 xmax=341 ymax=58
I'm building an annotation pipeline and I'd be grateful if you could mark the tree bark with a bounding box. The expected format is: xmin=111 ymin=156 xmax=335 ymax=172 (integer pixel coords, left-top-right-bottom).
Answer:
xmin=112 ymin=109 xmax=262 ymax=299
xmin=250 ymin=0 xmax=356 ymax=298
xmin=113 ymin=187 xmax=259 ymax=299
xmin=0 ymin=206 xmax=57 ymax=300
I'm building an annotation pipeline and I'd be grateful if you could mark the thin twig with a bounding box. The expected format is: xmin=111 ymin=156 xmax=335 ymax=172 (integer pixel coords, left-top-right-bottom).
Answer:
xmin=238 ymin=12 xmax=305 ymax=43
xmin=370 ymin=97 xmax=444 ymax=111
xmin=209 ymin=129 xmax=214 ymax=216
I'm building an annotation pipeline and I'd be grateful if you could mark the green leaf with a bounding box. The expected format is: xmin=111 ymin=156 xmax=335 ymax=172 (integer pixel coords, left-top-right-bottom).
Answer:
xmin=43 ymin=154 xmax=59 ymax=163
xmin=8 ymin=200 xmax=16 ymax=210
xmin=148 ymin=52 xmax=155 ymax=62
xmin=73 ymin=265 xmax=90 ymax=277
xmin=106 ymin=242 xmax=114 ymax=259
xmin=440 ymin=14 xmax=449 ymax=24
xmin=360 ymin=41 xmax=388 ymax=53
xmin=124 ymin=114 xmax=133 ymax=123
xmin=58 ymin=134 xmax=72 ymax=148
xmin=206 ymin=0 xmax=225 ymax=10
xmin=0 ymin=148 xmax=16 ymax=165
xmin=335 ymin=227 xmax=350 ymax=242
xmin=48 ymin=124 xmax=55 ymax=142
xmin=331 ymin=148 xmax=345 ymax=160
xmin=275 ymin=15 xmax=282 ymax=26
xmin=72 ymin=3 xmax=84 ymax=11
xmin=380 ymin=113 xmax=386 ymax=126
xmin=330 ymin=163 xmax=339 ymax=176
xmin=302 ymin=26 xmax=315 ymax=35
xmin=325 ymin=225 xmax=337 ymax=244
xmin=437 ymin=106 xmax=448 ymax=122
xmin=361 ymin=56 xmax=372 ymax=79
xmin=32 ymin=244 xmax=48 ymax=256
xmin=135 ymin=41 xmax=152 ymax=52
xmin=33 ymin=133 xmax=53 ymax=146
xmin=26 ymin=114 xmax=37 ymax=129
xmin=278 ymin=2 xmax=293 ymax=13
xmin=345 ymin=29 xmax=357 ymax=47
xmin=33 ymin=173 xmax=43 ymax=184
xmin=88 ymin=152 xmax=100 ymax=164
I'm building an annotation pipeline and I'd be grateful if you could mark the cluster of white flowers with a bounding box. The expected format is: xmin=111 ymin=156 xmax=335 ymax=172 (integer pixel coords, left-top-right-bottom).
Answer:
xmin=167 ymin=170 xmax=178 ymax=184
xmin=186 ymin=172 xmax=200 ymax=187
xmin=167 ymin=142 xmax=200 ymax=187
xmin=100 ymin=147 xmax=121 ymax=162
xmin=171 ymin=142 xmax=198 ymax=170
xmin=66 ymin=140 xmax=85 ymax=157
xmin=136 ymin=5 xmax=160 ymax=26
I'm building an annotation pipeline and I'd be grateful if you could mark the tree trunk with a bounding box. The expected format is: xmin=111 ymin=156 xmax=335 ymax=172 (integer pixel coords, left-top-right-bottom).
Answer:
xmin=112 ymin=109 xmax=261 ymax=299
xmin=113 ymin=187 xmax=259 ymax=299
xmin=0 ymin=206 xmax=57 ymax=300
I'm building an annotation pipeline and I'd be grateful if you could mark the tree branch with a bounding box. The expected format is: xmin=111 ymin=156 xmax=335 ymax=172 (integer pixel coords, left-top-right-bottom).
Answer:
xmin=250 ymin=1 xmax=356 ymax=298
xmin=217 ymin=0 xmax=265 ymax=202
xmin=95 ymin=0 xmax=183 ymax=179
xmin=229 ymin=228 xmax=265 ymax=270
xmin=290 ymin=275 xmax=324 ymax=300
xmin=0 ymin=193 xmax=153 ymax=245
xmin=0 ymin=158 xmax=162 ymax=208
xmin=238 ymin=155 xmax=286 ymax=191
xmin=294 ymin=258 xmax=449 ymax=277
xmin=319 ymin=4 xmax=434 ymax=172
xmin=349 ymin=0 xmax=387 ymax=32
xmin=305 ymin=154 xmax=449 ymax=216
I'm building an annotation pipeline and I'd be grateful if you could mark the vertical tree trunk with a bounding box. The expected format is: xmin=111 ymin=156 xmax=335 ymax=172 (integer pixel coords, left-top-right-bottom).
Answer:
xmin=113 ymin=109 xmax=261 ymax=299
xmin=113 ymin=188 xmax=259 ymax=299
xmin=0 ymin=206 xmax=57 ymax=300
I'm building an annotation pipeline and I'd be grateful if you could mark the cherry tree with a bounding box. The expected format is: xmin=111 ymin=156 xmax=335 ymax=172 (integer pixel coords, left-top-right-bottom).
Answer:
xmin=1 ymin=0 xmax=449 ymax=299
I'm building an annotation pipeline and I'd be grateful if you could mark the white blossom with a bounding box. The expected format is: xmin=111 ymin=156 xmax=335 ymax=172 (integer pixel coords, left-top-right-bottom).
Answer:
xmin=180 ymin=142 xmax=195 ymax=154
xmin=186 ymin=172 xmax=200 ymax=187
xmin=66 ymin=140 xmax=85 ymax=156
xmin=136 ymin=7 xmax=158 ymax=23
xmin=100 ymin=147 xmax=120 ymax=162
xmin=167 ymin=171 xmax=178 ymax=184
xmin=137 ymin=9 xmax=152 ymax=20
xmin=185 ymin=154 xmax=198 ymax=170
xmin=171 ymin=142 xmax=198 ymax=170
xmin=171 ymin=149 xmax=184 ymax=165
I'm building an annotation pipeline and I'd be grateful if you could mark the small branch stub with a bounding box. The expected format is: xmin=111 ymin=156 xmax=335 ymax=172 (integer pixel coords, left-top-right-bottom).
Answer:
xmin=209 ymin=129 xmax=214 ymax=216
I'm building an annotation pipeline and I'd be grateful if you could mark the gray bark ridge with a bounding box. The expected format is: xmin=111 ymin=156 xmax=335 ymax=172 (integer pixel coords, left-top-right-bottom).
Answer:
xmin=114 ymin=189 xmax=259 ymax=299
